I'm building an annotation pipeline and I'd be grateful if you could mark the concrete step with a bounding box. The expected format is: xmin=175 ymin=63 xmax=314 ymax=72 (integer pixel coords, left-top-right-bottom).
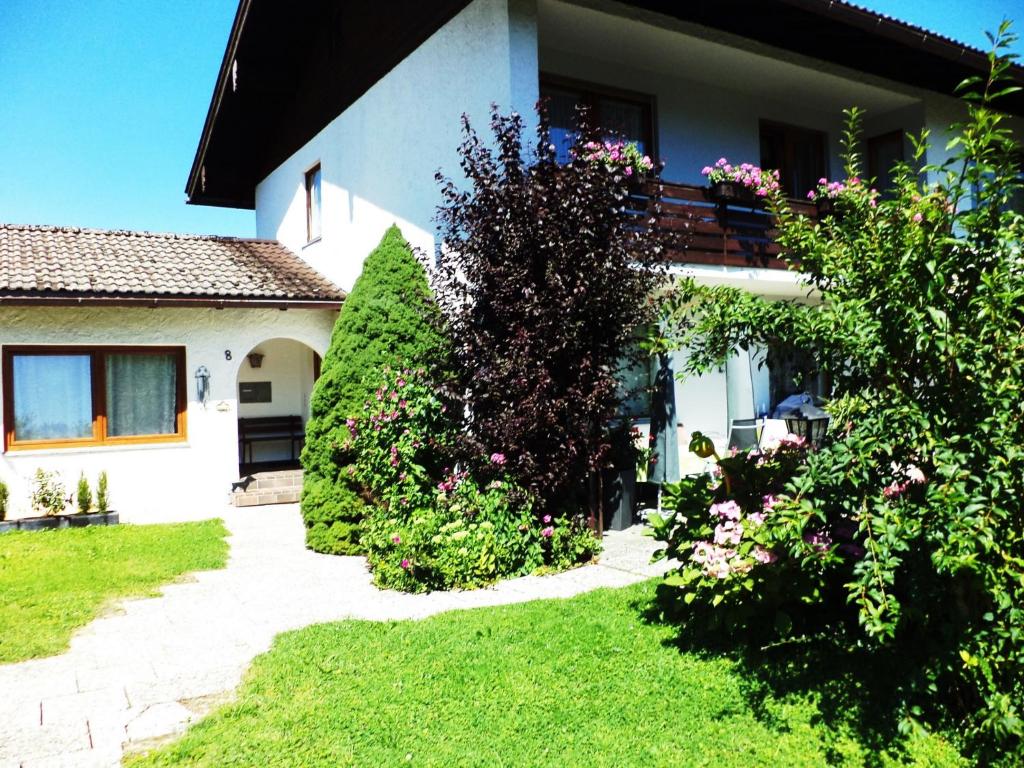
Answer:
xmin=231 ymin=469 xmax=303 ymax=507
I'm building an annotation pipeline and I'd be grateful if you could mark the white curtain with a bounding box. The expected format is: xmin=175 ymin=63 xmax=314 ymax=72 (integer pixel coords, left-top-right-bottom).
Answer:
xmin=105 ymin=354 xmax=176 ymax=436
xmin=13 ymin=354 xmax=93 ymax=440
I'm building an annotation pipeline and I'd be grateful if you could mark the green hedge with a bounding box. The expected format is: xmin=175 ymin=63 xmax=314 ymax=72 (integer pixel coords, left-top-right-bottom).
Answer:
xmin=300 ymin=225 xmax=448 ymax=554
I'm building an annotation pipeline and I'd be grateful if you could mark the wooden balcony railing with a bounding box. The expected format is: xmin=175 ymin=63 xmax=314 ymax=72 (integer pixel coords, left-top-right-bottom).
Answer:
xmin=632 ymin=180 xmax=818 ymax=269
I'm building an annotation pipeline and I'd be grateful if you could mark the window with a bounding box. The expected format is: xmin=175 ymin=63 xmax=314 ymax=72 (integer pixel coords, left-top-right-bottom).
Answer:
xmin=3 ymin=347 xmax=186 ymax=450
xmin=540 ymin=76 xmax=655 ymax=164
xmin=759 ymin=121 xmax=827 ymax=198
xmin=305 ymin=163 xmax=322 ymax=242
xmin=868 ymin=130 xmax=905 ymax=195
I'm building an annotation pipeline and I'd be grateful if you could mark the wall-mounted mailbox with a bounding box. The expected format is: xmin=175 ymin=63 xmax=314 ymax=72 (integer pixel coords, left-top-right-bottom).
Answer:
xmin=239 ymin=381 xmax=272 ymax=404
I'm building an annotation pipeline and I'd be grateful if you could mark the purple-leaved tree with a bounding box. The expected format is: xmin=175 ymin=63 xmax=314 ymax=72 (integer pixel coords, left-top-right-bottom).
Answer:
xmin=431 ymin=105 xmax=673 ymax=524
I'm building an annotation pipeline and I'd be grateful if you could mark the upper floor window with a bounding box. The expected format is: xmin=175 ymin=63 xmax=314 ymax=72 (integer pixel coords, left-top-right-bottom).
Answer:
xmin=305 ymin=163 xmax=322 ymax=243
xmin=759 ymin=121 xmax=827 ymax=198
xmin=3 ymin=346 xmax=186 ymax=450
xmin=868 ymin=130 xmax=905 ymax=195
xmin=540 ymin=76 xmax=655 ymax=164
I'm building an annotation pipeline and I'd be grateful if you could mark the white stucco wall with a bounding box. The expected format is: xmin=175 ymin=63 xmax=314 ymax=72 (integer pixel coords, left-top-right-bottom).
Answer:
xmin=0 ymin=306 xmax=335 ymax=523
xmin=255 ymin=0 xmax=541 ymax=292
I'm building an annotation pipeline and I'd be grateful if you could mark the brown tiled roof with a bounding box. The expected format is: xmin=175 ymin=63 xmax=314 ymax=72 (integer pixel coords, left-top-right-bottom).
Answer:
xmin=0 ymin=224 xmax=344 ymax=306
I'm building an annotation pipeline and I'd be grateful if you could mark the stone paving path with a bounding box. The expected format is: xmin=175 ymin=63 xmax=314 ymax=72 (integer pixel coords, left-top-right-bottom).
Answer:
xmin=0 ymin=505 xmax=667 ymax=767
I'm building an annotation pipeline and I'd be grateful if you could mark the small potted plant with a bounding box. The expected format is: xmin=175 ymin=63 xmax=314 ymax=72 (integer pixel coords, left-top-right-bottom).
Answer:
xmin=0 ymin=479 xmax=13 ymax=534
xmin=702 ymin=158 xmax=780 ymax=206
xmin=95 ymin=471 xmax=117 ymax=525
xmin=21 ymin=469 xmax=68 ymax=531
xmin=69 ymin=472 xmax=107 ymax=527
xmin=631 ymin=427 xmax=658 ymax=484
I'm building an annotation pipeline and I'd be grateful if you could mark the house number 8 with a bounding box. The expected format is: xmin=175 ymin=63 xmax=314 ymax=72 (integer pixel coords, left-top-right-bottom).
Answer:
xmin=224 ymin=350 xmax=232 ymax=361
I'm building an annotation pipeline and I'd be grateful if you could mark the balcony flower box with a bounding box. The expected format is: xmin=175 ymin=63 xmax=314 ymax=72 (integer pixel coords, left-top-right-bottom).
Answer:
xmin=708 ymin=179 xmax=757 ymax=206
xmin=701 ymin=159 xmax=779 ymax=208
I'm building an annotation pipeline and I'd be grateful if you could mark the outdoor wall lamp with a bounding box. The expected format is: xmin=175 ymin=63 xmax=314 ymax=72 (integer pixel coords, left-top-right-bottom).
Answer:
xmin=780 ymin=402 xmax=830 ymax=448
xmin=195 ymin=365 xmax=211 ymax=404
xmin=247 ymin=352 xmax=265 ymax=369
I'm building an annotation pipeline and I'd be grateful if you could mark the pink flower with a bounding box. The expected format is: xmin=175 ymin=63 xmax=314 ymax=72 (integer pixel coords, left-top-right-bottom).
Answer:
xmin=542 ymin=515 xmax=552 ymax=524
xmin=912 ymin=212 xmax=923 ymax=223
xmin=714 ymin=520 xmax=744 ymax=546
xmin=541 ymin=526 xmax=554 ymax=538
xmin=753 ymin=546 xmax=778 ymax=565
xmin=804 ymin=531 xmax=833 ymax=553
xmin=392 ymin=534 xmax=401 ymax=544
xmin=624 ymin=166 xmax=633 ymax=177
xmin=709 ymin=500 xmax=742 ymax=521
xmin=883 ymin=481 xmax=907 ymax=499
xmin=400 ymin=559 xmax=411 ymax=569
xmin=490 ymin=452 xmax=506 ymax=465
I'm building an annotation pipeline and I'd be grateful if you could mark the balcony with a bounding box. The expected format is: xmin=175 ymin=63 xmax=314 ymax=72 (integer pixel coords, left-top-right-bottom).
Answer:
xmin=632 ymin=181 xmax=818 ymax=271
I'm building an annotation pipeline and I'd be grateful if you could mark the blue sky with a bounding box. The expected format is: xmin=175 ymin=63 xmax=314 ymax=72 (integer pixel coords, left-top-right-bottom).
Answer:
xmin=0 ymin=1 xmax=1019 ymax=238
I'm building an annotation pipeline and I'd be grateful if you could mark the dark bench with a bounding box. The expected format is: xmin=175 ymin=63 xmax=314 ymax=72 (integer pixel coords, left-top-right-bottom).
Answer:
xmin=238 ymin=416 xmax=305 ymax=465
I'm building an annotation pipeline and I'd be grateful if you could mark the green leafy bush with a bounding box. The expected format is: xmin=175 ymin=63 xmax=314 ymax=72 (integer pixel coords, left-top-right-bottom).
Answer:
xmin=0 ymin=479 xmax=8 ymax=521
xmin=31 ymin=470 xmax=66 ymax=517
xmin=354 ymin=368 xmax=597 ymax=591
xmin=300 ymin=225 xmax=450 ymax=554
xmin=76 ymin=473 xmax=92 ymax=515
xmin=659 ymin=25 xmax=1024 ymax=759
xmin=299 ymin=474 xmax=366 ymax=555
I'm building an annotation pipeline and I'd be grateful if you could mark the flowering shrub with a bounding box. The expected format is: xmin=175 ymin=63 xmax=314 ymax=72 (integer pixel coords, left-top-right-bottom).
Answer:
xmin=650 ymin=436 xmax=823 ymax=627
xmin=663 ymin=27 xmax=1024 ymax=760
xmin=701 ymin=158 xmax=780 ymax=197
xmin=353 ymin=368 xmax=597 ymax=592
xmin=580 ymin=140 xmax=654 ymax=179
xmin=301 ymin=225 xmax=450 ymax=555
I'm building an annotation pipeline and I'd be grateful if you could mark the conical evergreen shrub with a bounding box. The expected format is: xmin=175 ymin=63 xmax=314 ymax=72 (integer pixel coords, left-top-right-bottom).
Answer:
xmin=301 ymin=225 xmax=449 ymax=554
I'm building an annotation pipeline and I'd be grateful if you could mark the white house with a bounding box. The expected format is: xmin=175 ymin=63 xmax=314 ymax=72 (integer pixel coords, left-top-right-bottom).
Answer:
xmin=0 ymin=226 xmax=342 ymax=521
xmin=2 ymin=0 xmax=1021 ymax=521
xmin=185 ymin=0 xmax=1024 ymax=480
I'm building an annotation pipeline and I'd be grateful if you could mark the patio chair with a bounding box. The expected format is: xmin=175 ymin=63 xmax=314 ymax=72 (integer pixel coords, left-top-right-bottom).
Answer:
xmin=727 ymin=417 xmax=762 ymax=452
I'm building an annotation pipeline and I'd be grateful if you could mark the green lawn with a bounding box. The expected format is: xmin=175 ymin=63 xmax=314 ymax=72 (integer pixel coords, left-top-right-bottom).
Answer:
xmin=128 ymin=581 xmax=965 ymax=768
xmin=0 ymin=520 xmax=228 ymax=664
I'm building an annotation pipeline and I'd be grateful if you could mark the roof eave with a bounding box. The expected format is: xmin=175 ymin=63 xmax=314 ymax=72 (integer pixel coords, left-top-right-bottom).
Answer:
xmin=0 ymin=293 xmax=344 ymax=310
xmin=185 ymin=0 xmax=254 ymax=206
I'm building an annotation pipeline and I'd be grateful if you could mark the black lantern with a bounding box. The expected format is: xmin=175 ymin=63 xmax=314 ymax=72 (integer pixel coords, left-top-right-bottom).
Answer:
xmin=779 ymin=402 xmax=830 ymax=448
xmin=195 ymin=365 xmax=211 ymax=404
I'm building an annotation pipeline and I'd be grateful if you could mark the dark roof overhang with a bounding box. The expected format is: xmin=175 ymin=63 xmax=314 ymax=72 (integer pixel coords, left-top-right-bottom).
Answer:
xmin=187 ymin=0 xmax=1024 ymax=210
xmin=186 ymin=0 xmax=472 ymax=210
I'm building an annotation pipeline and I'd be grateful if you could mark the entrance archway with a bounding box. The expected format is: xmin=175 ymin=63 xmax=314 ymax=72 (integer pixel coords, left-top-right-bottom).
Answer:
xmin=235 ymin=337 xmax=320 ymax=476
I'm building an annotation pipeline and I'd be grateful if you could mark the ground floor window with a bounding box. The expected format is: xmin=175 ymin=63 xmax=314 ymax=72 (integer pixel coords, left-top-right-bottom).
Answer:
xmin=2 ymin=346 xmax=186 ymax=450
